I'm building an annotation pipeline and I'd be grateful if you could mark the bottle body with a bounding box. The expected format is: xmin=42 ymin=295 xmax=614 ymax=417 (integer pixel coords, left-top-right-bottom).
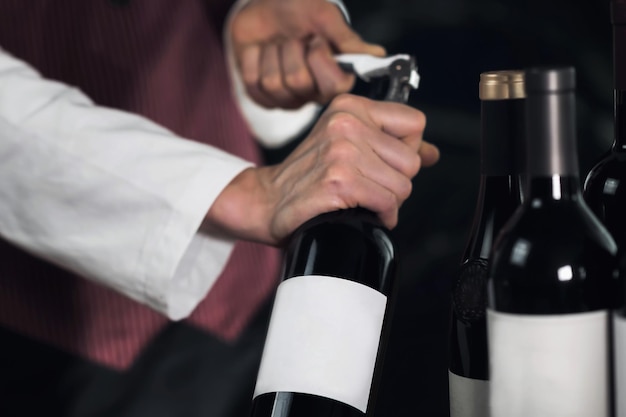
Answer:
xmin=448 ymin=71 xmax=524 ymax=417
xmin=250 ymin=208 xmax=396 ymax=417
xmin=487 ymin=67 xmax=618 ymax=417
xmin=584 ymin=2 xmax=626 ymax=416
xmin=584 ymin=41 xmax=626 ymax=262
xmin=584 ymin=134 xmax=626 ymax=253
xmin=488 ymin=180 xmax=617 ymax=417
xmin=448 ymin=178 xmax=520 ymax=417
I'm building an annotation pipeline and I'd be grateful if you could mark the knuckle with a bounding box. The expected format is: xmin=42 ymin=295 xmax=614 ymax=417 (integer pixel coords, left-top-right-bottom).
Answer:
xmin=327 ymin=138 xmax=359 ymax=163
xmin=380 ymin=190 xmax=398 ymax=213
xmin=313 ymin=3 xmax=339 ymax=25
xmin=261 ymin=74 xmax=283 ymax=93
xmin=241 ymin=69 xmax=259 ymax=88
xmin=325 ymin=111 xmax=360 ymax=138
xmin=398 ymin=178 xmax=413 ymax=201
xmin=407 ymin=154 xmax=422 ymax=177
xmin=284 ymin=69 xmax=311 ymax=92
xmin=325 ymin=163 xmax=350 ymax=183
xmin=230 ymin=17 xmax=247 ymax=43
xmin=323 ymin=164 xmax=353 ymax=193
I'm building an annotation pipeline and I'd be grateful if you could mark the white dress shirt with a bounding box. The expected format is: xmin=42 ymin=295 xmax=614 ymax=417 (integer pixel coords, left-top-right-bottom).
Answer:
xmin=0 ymin=0 xmax=345 ymax=320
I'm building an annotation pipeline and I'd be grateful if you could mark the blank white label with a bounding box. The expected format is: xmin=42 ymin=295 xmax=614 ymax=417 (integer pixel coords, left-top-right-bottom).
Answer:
xmin=615 ymin=313 xmax=626 ymax=417
xmin=487 ymin=309 xmax=609 ymax=417
xmin=253 ymin=275 xmax=387 ymax=413
xmin=448 ymin=370 xmax=489 ymax=417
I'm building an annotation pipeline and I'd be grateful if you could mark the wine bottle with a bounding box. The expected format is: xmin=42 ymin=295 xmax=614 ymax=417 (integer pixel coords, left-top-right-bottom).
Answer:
xmin=448 ymin=70 xmax=525 ymax=417
xmin=584 ymin=1 xmax=626 ymax=416
xmin=249 ymin=57 xmax=418 ymax=417
xmin=487 ymin=66 xmax=619 ymax=417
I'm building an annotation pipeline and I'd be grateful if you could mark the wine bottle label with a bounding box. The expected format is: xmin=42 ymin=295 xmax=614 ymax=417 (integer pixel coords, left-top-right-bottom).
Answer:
xmin=487 ymin=309 xmax=609 ymax=417
xmin=615 ymin=312 xmax=626 ymax=417
xmin=448 ymin=370 xmax=489 ymax=417
xmin=253 ymin=275 xmax=387 ymax=413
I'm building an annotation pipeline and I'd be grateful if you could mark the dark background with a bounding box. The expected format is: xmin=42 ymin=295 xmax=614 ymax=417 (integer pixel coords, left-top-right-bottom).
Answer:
xmin=344 ymin=0 xmax=613 ymax=415
xmin=0 ymin=1 xmax=611 ymax=416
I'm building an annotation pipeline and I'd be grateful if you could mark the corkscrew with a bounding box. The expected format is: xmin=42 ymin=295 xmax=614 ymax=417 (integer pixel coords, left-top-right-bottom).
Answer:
xmin=334 ymin=53 xmax=419 ymax=103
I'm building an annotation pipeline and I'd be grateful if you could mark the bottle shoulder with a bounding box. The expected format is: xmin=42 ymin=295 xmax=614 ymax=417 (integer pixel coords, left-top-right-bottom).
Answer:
xmin=462 ymin=176 xmax=523 ymax=259
xmin=287 ymin=209 xmax=396 ymax=261
xmin=584 ymin=154 xmax=626 ymax=205
xmin=492 ymin=200 xmax=617 ymax=260
xmin=290 ymin=209 xmax=391 ymax=240
xmin=283 ymin=209 xmax=397 ymax=293
xmin=586 ymin=152 xmax=626 ymax=182
xmin=488 ymin=200 xmax=619 ymax=314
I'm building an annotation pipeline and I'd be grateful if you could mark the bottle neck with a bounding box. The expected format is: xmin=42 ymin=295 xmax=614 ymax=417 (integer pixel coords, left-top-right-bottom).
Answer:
xmin=526 ymin=89 xmax=579 ymax=178
xmin=480 ymin=99 xmax=524 ymax=176
xmin=613 ymin=19 xmax=626 ymax=151
xmin=614 ymin=90 xmax=626 ymax=151
xmin=470 ymin=175 xmax=523 ymax=259
xmin=525 ymin=175 xmax=582 ymax=201
xmin=477 ymin=175 xmax=524 ymax=205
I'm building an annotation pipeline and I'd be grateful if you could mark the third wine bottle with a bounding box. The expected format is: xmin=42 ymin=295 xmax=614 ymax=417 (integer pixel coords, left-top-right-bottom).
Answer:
xmin=448 ymin=70 xmax=525 ymax=417
xmin=584 ymin=1 xmax=626 ymax=415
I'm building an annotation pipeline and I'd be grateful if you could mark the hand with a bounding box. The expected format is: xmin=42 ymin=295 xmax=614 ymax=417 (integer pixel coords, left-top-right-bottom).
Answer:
xmin=205 ymin=94 xmax=439 ymax=246
xmin=230 ymin=0 xmax=386 ymax=109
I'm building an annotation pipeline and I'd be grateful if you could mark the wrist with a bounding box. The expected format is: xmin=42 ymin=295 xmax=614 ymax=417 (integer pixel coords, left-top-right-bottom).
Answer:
xmin=203 ymin=166 xmax=276 ymax=245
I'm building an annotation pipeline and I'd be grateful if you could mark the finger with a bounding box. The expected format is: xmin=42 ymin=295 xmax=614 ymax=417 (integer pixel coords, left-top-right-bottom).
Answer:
xmin=327 ymin=95 xmax=427 ymax=146
xmin=239 ymin=45 xmax=276 ymax=108
xmin=280 ymin=40 xmax=316 ymax=101
xmin=273 ymin=178 xmax=400 ymax=242
xmin=230 ymin=3 xmax=279 ymax=47
xmin=327 ymin=109 xmax=421 ymax=178
xmin=322 ymin=166 xmax=401 ymax=229
xmin=307 ymin=37 xmax=356 ymax=103
xmin=312 ymin=3 xmax=386 ymax=56
xmin=279 ymin=162 xmax=401 ymax=232
xmin=260 ymin=43 xmax=300 ymax=108
xmin=358 ymin=141 xmax=417 ymax=203
xmin=418 ymin=141 xmax=441 ymax=167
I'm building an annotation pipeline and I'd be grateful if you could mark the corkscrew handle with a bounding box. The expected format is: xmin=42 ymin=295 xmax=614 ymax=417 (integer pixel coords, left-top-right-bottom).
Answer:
xmin=383 ymin=57 xmax=418 ymax=103
xmin=334 ymin=53 xmax=419 ymax=104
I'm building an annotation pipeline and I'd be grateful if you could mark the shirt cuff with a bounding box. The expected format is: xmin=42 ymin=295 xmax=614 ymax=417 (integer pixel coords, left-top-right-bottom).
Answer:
xmin=141 ymin=157 xmax=252 ymax=320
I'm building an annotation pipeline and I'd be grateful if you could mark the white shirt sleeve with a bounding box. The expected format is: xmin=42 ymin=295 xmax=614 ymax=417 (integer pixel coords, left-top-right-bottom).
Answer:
xmin=0 ymin=0 xmax=351 ymax=321
xmin=0 ymin=48 xmax=252 ymax=320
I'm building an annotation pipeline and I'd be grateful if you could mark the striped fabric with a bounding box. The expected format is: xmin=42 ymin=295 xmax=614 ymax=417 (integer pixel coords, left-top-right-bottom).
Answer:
xmin=0 ymin=0 xmax=281 ymax=370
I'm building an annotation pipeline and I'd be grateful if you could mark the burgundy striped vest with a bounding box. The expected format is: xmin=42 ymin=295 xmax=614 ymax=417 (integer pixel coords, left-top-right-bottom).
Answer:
xmin=0 ymin=0 xmax=281 ymax=369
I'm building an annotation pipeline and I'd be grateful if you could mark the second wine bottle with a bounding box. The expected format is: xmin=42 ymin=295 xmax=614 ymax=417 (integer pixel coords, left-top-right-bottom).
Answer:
xmin=487 ymin=66 xmax=619 ymax=417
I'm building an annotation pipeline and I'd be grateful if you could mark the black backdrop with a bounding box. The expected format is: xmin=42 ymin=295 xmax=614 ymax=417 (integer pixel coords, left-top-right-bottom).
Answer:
xmin=344 ymin=1 xmax=613 ymax=415
xmin=0 ymin=2 xmax=612 ymax=417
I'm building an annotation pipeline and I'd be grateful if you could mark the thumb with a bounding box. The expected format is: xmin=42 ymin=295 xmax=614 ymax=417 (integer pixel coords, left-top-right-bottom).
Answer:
xmin=314 ymin=4 xmax=386 ymax=56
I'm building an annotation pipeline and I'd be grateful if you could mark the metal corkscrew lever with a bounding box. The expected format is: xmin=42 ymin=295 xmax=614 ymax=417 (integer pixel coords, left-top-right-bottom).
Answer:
xmin=334 ymin=53 xmax=420 ymax=103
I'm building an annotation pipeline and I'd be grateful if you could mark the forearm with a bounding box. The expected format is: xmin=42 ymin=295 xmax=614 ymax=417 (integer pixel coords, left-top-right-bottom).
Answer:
xmin=0 ymin=48 xmax=250 ymax=319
